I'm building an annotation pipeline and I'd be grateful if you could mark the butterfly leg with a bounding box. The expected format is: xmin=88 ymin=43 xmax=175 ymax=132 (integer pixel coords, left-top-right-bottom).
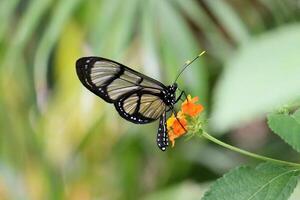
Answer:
xmin=166 ymin=107 xmax=172 ymax=112
xmin=175 ymin=90 xmax=188 ymax=103
xmin=171 ymin=107 xmax=187 ymax=133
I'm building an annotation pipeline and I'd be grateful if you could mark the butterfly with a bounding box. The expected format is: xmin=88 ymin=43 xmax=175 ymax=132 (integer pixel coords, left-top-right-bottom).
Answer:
xmin=76 ymin=53 xmax=204 ymax=151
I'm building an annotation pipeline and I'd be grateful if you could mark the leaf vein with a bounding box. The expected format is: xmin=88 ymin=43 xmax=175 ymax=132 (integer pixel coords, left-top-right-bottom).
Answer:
xmin=247 ymin=169 xmax=299 ymax=200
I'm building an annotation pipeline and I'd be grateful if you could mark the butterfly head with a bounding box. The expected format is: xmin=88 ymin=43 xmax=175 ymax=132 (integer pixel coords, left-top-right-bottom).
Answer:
xmin=167 ymin=83 xmax=177 ymax=94
xmin=171 ymin=83 xmax=178 ymax=91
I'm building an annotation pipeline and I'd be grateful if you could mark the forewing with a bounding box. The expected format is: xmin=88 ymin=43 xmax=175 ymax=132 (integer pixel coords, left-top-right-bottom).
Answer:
xmin=76 ymin=57 xmax=166 ymax=103
xmin=157 ymin=112 xmax=169 ymax=151
xmin=114 ymin=91 xmax=166 ymax=124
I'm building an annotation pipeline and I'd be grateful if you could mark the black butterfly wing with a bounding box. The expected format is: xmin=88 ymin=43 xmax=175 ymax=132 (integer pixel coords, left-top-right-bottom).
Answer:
xmin=157 ymin=111 xmax=169 ymax=151
xmin=76 ymin=56 xmax=167 ymax=124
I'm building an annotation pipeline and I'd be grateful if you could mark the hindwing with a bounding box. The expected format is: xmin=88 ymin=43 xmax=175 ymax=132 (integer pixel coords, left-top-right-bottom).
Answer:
xmin=114 ymin=90 xmax=166 ymax=124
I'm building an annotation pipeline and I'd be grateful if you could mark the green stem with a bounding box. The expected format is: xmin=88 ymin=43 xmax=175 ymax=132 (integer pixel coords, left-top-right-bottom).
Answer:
xmin=201 ymin=131 xmax=300 ymax=168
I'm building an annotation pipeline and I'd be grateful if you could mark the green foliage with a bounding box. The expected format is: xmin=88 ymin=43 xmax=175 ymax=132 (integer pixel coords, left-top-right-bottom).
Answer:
xmin=205 ymin=0 xmax=250 ymax=44
xmin=203 ymin=163 xmax=300 ymax=200
xmin=143 ymin=182 xmax=207 ymax=200
xmin=293 ymin=109 xmax=300 ymax=124
xmin=212 ymin=24 xmax=300 ymax=132
xmin=35 ymin=0 xmax=81 ymax=95
xmin=268 ymin=109 xmax=300 ymax=153
xmin=1 ymin=0 xmax=300 ymax=199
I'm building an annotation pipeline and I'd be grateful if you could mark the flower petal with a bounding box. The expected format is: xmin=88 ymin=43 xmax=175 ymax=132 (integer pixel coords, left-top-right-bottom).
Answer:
xmin=166 ymin=95 xmax=204 ymax=148
xmin=167 ymin=114 xmax=176 ymax=129
xmin=181 ymin=95 xmax=203 ymax=117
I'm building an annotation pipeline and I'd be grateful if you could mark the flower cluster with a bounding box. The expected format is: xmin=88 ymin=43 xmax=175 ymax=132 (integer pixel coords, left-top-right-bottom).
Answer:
xmin=167 ymin=95 xmax=204 ymax=147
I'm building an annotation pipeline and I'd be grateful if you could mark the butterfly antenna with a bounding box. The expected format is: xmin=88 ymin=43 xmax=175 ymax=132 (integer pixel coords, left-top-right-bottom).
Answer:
xmin=174 ymin=51 xmax=206 ymax=83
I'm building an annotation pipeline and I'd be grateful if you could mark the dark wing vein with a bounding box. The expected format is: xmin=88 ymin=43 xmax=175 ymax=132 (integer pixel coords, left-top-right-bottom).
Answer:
xmin=118 ymin=77 xmax=163 ymax=91
xmin=143 ymin=98 xmax=161 ymax=115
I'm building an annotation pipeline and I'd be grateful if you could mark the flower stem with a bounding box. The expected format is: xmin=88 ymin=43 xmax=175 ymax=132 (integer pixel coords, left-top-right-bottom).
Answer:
xmin=201 ymin=131 xmax=300 ymax=168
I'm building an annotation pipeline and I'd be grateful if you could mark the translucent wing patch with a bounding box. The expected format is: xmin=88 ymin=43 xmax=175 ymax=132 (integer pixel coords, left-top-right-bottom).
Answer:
xmin=139 ymin=94 xmax=165 ymax=119
xmin=90 ymin=61 xmax=120 ymax=86
xmin=114 ymin=91 xmax=166 ymax=124
xmin=157 ymin=112 xmax=169 ymax=151
xmin=76 ymin=57 xmax=123 ymax=102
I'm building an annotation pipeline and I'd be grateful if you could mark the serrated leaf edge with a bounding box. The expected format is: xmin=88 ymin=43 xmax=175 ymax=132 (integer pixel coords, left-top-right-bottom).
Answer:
xmin=267 ymin=114 xmax=300 ymax=152
xmin=202 ymin=164 xmax=300 ymax=200
xmin=202 ymin=165 xmax=250 ymax=199
xmin=246 ymin=169 xmax=299 ymax=200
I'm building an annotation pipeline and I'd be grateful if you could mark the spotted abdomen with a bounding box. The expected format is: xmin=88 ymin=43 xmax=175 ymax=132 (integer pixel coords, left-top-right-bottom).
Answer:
xmin=157 ymin=112 xmax=169 ymax=151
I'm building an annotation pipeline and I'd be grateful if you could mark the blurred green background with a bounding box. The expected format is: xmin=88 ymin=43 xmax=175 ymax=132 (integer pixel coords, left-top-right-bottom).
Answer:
xmin=1 ymin=0 xmax=300 ymax=199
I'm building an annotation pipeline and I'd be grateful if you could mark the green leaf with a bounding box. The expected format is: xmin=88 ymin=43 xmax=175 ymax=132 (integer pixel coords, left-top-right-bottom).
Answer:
xmin=202 ymin=163 xmax=299 ymax=200
xmin=89 ymin=0 xmax=122 ymax=53
xmin=174 ymin=0 xmax=233 ymax=60
xmin=143 ymin=182 xmax=206 ymax=200
xmin=290 ymin=182 xmax=300 ymax=200
xmin=89 ymin=0 xmax=139 ymax=57
xmin=0 ymin=0 xmax=19 ymax=42
xmin=33 ymin=0 xmax=81 ymax=109
xmin=3 ymin=0 xmax=53 ymax=68
xmin=293 ymin=109 xmax=300 ymax=124
xmin=211 ymin=24 xmax=300 ymax=132
xmin=268 ymin=111 xmax=300 ymax=153
xmin=140 ymin=0 xmax=161 ymax=80
xmin=204 ymin=0 xmax=250 ymax=44
xmin=155 ymin=0 xmax=208 ymax=102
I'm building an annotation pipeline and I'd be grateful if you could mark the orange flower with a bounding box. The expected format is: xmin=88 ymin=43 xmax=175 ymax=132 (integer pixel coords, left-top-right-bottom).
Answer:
xmin=181 ymin=95 xmax=204 ymax=117
xmin=167 ymin=95 xmax=204 ymax=148
xmin=167 ymin=113 xmax=187 ymax=147
xmin=167 ymin=113 xmax=176 ymax=130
